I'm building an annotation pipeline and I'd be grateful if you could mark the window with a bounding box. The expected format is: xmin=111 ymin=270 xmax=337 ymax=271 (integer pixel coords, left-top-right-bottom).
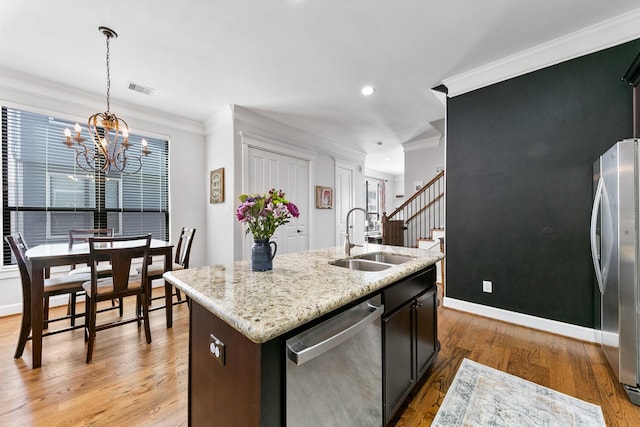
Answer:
xmin=2 ymin=106 xmax=169 ymax=265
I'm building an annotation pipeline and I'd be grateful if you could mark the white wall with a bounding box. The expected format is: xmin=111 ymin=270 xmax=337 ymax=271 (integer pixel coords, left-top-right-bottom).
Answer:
xmin=403 ymin=136 xmax=445 ymax=200
xmin=204 ymin=107 xmax=235 ymax=265
xmin=0 ymin=71 xmax=207 ymax=316
xmin=314 ymin=155 xmax=338 ymax=249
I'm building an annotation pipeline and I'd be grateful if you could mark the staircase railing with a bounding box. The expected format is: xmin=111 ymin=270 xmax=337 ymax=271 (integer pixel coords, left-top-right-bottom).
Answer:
xmin=381 ymin=170 xmax=444 ymax=247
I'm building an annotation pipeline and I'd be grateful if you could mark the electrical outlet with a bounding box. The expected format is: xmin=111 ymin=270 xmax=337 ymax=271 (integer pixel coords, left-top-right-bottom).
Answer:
xmin=209 ymin=334 xmax=226 ymax=366
xmin=482 ymin=280 xmax=492 ymax=293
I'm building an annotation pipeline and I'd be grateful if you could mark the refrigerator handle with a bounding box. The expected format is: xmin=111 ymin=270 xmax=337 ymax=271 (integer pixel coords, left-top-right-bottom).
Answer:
xmin=590 ymin=176 xmax=604 ymax=294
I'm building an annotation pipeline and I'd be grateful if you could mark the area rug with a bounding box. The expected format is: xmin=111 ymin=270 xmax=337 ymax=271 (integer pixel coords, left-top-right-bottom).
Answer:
xmin=432 ymin=358 xmax=606 ymax=427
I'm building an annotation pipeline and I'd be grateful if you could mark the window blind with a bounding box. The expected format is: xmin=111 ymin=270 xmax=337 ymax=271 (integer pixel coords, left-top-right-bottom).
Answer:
xmin=2 ymin=106 xmax=169 ymax=265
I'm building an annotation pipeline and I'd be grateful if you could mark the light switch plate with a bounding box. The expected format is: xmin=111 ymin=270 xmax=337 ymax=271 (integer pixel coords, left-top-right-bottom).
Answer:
xmin=209 ymin=334 xmax=226 ymax=366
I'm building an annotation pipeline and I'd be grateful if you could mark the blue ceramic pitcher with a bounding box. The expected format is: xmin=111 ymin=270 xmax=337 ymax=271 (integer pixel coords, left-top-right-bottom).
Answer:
xmin=251 ymin=239 xmax=277 ymax=271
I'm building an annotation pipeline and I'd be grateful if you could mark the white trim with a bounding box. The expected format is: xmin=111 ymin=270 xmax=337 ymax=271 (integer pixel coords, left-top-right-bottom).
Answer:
xmin=443 ymin=297 xmax=601 ymax=344
xmin=444 ymin=8 xmax=640 ymax=97
xmin=403 ymin=136 xmax=441 ymax=152
xmin=0 ymin=67 xmax=204 ymax=135
xmin=239 ymin=131 xmax=316 ymax=161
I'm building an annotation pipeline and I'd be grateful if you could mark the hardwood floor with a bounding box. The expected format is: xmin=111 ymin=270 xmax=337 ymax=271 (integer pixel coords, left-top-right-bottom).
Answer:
xmin=1 ymin=286 xmax=639 ymax=426
xmin=0 ymin=290 xmax=189 ymax=426
xmin=393 ymin=286 xmax=640 ymax=426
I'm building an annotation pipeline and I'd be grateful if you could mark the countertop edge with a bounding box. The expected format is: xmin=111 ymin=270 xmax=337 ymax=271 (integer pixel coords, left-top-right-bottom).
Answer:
xmin=164 ymin=245 xmax=443 ymax=343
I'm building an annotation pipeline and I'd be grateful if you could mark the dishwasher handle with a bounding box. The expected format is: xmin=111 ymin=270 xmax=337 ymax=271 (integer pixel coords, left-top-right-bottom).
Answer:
xmin=287 ymin=302 xmax=383 ymax=366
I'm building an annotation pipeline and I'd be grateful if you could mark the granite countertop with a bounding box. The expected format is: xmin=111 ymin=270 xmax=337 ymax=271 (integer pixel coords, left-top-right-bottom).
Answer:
xmin=163 ymin=243 xmax=443 ymax=344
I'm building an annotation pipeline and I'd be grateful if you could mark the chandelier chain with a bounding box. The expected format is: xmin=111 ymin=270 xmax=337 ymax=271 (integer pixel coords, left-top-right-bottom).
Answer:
xmin=106 ymin=33 xmax=111 ymax=113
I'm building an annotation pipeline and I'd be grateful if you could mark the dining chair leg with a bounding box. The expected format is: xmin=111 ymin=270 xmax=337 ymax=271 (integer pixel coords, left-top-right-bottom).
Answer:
xmin=142 ymin=293 xmax=152 ymax=344
xmin=70 ymin=293 xmax=77 ymax=326
xmin=14 ymin=292 xmax=32 ymax=359
xmin=136 ymin=295 xmax=142 ymax=328
xmin=85 ymin=296 xmax=96 ymax=363
xmin=146 ymin=278 xmax=152 ymax=306
xmin=43 ymin=296 xmax=50 ymax=329
xmin=175 ymin=288 xmax=182 ymax=302
xmin=84 ymin=294 xmax=90 ymax=343
xmin=118 ymin=297 xmax=124 ymax=317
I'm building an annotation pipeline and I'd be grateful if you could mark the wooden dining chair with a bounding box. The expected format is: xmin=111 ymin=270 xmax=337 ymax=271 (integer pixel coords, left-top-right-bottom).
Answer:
xmin=65 ymin=228 xmax=121 ymax=317
xmin=5 ymin=233 xmax=89 ymax=359
xmin=137 ymin=227 xmax=195 ymax=313
xmin=84 ymin=234 xmax=152 ymax=363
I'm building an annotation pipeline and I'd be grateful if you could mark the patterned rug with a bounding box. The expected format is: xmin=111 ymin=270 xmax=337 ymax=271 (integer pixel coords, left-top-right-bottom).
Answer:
xmin=432 ymin=358 xmax=606 ymax=427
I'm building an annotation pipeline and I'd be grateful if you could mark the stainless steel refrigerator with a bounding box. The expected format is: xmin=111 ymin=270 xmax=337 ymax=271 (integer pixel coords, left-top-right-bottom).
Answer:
xmin=591 ymin=138 xmax=640 ymax=405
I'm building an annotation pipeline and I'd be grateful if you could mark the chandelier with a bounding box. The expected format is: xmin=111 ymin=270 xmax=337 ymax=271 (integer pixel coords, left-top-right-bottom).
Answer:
xmin=63 ymin=26 xmax=150 ymax=174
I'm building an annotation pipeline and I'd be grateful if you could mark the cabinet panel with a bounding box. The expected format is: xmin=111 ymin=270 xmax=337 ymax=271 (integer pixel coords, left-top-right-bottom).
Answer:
xmin=415 ymin=288 xmax=437 ymax=378
xmin=383 ymin=303 xmax=414 ymax=422
xmin=382 ymin=265 xmax=438 ymax=426
xmin=383 ymin=265 xmax=434 ymax=313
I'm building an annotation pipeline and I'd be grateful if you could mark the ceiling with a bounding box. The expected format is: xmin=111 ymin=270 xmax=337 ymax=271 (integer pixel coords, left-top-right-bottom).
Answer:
xmin=1 ymin=1 xmax=639 ymax=176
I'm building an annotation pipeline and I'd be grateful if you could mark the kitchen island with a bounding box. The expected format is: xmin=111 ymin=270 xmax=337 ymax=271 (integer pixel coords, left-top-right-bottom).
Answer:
xmin=164 ymin=244 xmax=443 ymax=426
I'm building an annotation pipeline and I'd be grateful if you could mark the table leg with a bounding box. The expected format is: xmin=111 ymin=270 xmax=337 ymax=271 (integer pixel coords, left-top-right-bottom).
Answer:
xmin=28 ymin=259 xmax=45 ymax=369
xmin=164 ymin=248 xmax=173 ymax=328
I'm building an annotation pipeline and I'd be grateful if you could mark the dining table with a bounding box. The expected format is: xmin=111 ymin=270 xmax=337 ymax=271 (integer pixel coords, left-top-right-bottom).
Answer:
xmin=24 ymin=238 xmax=174 ymax=369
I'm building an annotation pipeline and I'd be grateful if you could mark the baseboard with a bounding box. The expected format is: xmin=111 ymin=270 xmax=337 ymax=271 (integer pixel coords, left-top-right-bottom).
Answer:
xmin=443 ymin=297 xmax=600 ymax=344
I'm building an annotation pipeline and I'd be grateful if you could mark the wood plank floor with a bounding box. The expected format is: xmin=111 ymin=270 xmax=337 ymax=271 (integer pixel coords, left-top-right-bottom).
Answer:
xmin=1 ymin=286 xmax=639 ymax=426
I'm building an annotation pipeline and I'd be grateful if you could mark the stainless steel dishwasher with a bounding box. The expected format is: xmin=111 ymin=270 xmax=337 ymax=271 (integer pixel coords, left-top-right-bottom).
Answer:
xmin=286 ymin=295 xmax=383 ymax=426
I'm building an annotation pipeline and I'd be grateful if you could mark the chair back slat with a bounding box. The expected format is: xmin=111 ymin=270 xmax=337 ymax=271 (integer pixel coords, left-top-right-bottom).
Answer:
xmin=175 ymin=227 xmax=196 ymax=268
xmin=69 ymin=228 xmax=114 ymax=248
xmin=89 ymin=234 xmax=151 ymax=294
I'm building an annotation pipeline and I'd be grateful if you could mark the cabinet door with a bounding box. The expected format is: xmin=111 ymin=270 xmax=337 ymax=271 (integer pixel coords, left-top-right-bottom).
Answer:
xmin=415 ymin=288 xmax=437 ymax=379
xmin=383 ymin=303 xmax=414 ymax=423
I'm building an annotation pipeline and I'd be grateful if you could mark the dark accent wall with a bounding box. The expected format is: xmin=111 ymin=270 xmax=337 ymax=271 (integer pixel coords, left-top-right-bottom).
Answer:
xmin=446 ymin=38 xmax=640 ymax=328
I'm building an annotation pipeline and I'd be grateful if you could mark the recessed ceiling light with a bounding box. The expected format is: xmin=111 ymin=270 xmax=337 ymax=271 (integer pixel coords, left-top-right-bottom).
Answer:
xmin=385 ymin=157 xmax=390 ymax=161
xmin=361 ymin=86 xmax=375 ymax=96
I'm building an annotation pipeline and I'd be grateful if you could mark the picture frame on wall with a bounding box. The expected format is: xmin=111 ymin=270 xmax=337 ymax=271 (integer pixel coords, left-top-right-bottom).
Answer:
xmin=210 ymin=168 xmax=224 ymax=204
xmin=315 ymin=186 xmax=333 ymax=209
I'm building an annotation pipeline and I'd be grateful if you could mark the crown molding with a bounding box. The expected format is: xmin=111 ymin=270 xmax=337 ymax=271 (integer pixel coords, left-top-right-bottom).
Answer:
xmin=443 ymin=8 xmax=640 ymax=97
xmin=0 ymin=67 xmax=205 ymax=136
xmin=239 ymin=131 xmax=317 ymax=161
xmin=203 ymin=105 xmax=233 ymax=134
xmin=403 ymin=136 xmax=441 ymax=152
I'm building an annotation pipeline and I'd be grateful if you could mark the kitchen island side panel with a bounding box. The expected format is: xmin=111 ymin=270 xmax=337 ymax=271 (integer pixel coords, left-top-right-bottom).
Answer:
xmin=190 ymin=301 xmax=282 ymax=426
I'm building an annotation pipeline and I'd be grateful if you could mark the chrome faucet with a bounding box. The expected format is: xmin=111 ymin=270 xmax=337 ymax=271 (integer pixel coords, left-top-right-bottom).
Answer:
xmin=344 ymin=207 xmax=368 ymax=256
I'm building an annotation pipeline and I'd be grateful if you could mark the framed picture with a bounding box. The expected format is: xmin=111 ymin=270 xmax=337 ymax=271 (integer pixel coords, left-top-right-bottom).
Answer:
xmin=315 ymin=186 xmax=333 ymax=209
xmin=210 ymin=168 xmax=224 ymax=203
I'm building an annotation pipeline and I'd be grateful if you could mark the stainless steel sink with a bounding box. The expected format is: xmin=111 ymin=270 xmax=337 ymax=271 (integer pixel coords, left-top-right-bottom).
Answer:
xmin=330 ymin=259 xmax=392 ymax=271
xmin=353 ymin=252 xmax=414 ymax=264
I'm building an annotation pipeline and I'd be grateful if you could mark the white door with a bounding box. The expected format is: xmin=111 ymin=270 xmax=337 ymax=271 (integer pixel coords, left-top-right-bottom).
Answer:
xmin=246 ymin=147 xmax=309 ymax=258
xmin=335 ymin=163 xmax=354 ymax=247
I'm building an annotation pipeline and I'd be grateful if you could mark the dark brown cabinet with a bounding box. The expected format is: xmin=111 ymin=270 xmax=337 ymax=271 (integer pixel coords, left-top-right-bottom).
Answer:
xmin=382 ymin=265 xmax=438 ymax=425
